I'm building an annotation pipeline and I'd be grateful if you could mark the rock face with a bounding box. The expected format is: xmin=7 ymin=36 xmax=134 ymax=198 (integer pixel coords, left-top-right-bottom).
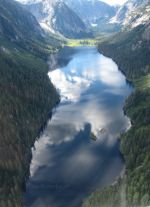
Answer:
xmin=65 ymin=0 xmax=116 ymax=27
xmin=65 ymin=0 xmax=120 ymax=34
xmin=15 ymin=0 xmax=150 ymax=36
xmin=16 ymin=0 xmax=119 ymax=35
xmin=52 ymin=1 xmax=93 ymax=38
xmin=16 ymin=0 xmax=92 ymax=38
xmin=110 ymin=0 xmax=150 ymax=29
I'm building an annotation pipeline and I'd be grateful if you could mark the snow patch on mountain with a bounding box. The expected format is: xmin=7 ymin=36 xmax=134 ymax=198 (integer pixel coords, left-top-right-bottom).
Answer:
xmin=16 ymin=0 xmax=92 ymax=38
xmin=109 ymin=0 xmax=150 ymax=29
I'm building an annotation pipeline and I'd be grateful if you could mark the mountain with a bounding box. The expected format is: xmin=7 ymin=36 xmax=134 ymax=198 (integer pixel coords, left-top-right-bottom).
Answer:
xmin=110 ymin=0 xmax=150 ymax=29
xmin=16 ymin=0 xmax=121 ymax=36
xmin=65 ymin=0 xmax=120 ymax=33
xmin=0 ymin=0 xmax=43 ymax=42
xmin=65 ymin=0 xmax=116 ymax=26
xmin=51 ymin=1 xmax=92 ymax=38
xmin=0 ymin=0 xmax=60 ymax=206
xmin=0 ymin=0 xmax=62 ymax=48
xmin=16 ymin=0 xmax=92 ymax=39
xmin=64 ymin=0 xmax=149 ymax=34
xmin=98 ymin=0 xmax=150 ymax=78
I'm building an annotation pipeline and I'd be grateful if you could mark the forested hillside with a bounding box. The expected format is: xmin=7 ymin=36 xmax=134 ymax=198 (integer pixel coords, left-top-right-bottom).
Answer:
xmin=83 ymin=23 xmax=150 ymax=207
xmin=98 ymin=24 xmax=150 ymax=79
xmin=0 ymin=0 xmax=60 ymax=206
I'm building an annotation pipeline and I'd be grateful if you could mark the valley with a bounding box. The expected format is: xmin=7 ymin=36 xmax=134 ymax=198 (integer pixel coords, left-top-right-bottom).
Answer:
xmin=0 ymin=0 xmax=150 ymax=206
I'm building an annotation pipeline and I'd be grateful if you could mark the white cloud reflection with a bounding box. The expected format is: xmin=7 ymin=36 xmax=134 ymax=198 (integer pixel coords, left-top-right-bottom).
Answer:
xmin=49 ymin=69 xmax=91 ymax=101
xmin=30 ymin=47 xmax=131 ymax=179
xmin=48 ymin=53 xmax=126 ymax=102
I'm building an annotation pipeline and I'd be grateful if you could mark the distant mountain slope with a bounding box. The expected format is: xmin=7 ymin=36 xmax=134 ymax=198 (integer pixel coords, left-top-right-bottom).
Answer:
xmin=0 ymin=0 xmax=60 ymax=206
xmin=0 ymin=0 xmax=62 ymax=48
xmin=0 ymin=0 xmax=43 ymax=41
xmin=65 ymin=0 xmax=119 ymax=34
xmin=65 ymin=0 xmax=116 ymax=26
xmin=52 ymin=1 xmax=92 ymax=38
xmin=16 ymin=0 xmax=92 ymax=39
xmin=110 ymin=0 xmax=150 ymax=29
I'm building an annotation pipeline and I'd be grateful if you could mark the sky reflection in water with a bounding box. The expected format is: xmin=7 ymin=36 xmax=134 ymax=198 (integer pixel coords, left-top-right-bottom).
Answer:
xmin=25 ymin=47 xmax=132 ymax=207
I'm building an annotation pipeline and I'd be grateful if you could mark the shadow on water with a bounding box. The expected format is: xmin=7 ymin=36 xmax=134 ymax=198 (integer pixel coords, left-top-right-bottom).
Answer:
xmin=48 ymin=46 xmax=78 ymax=71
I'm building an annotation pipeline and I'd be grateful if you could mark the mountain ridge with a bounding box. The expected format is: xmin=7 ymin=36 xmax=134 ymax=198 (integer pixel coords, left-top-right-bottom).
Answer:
xmin=16 ymin=0 xmax=93 ymax=38
xmin=15 ymin=0 xmax=150 ymax=36
xmin=110 ymin=0 xmax=150 ymax=29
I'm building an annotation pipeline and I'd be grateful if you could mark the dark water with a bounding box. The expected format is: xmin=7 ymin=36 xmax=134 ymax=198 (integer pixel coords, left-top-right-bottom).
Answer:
xmin=24 ymin=47 xmax=132 ymax=207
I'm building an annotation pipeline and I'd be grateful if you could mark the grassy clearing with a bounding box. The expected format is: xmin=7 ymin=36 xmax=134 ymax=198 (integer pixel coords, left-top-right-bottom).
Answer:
xmin=66 ymin=39 xmax=98 ymax=47
xmin=66 ymin=33 xmax=114 ymax=47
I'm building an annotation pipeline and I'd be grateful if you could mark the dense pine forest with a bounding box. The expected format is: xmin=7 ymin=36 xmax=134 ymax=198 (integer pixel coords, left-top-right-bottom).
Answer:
xmin=83 ymin=24 xmax=150 ymax=207
xmin=0 ymin=0 xmax=61 ymax=206
xmin=0 ymin=43 xmax=60 ymax=207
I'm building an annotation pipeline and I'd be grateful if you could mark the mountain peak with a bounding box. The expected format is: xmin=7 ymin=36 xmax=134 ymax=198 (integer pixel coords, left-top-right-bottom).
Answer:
xmin=110 ymin=0 xmax=150 ymax=29
xmin=17 ymin=0 xmax=92 ymax=38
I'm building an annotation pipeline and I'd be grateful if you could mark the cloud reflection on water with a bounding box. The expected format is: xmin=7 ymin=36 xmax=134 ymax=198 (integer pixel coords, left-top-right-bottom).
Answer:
xmin=26 ymin=47 xmax=132 ymax=207
xmin=30 ymin=47 xmax=131 ymax=176
xmin=48 ymin=52 xmax=126 ymax=102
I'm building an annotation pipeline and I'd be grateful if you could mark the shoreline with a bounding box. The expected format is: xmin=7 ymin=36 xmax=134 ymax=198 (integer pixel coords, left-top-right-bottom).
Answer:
xmin=25 ymin=45 xmax=131 ymax=207
xmin=22 ymin=51 xmax=61 ymax=205
xmin=82 ymin=47 xmax=134 ymax=207
xmin=83 ymin=39 xmax=150 ymax=206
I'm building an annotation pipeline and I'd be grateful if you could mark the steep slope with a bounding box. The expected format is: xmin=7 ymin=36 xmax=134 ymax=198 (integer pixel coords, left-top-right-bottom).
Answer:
xmin=52 ymin=1 xmax=92 ymax=38
xmin=65 ymin=0 xmax=116 ymax=25
xmin=0 ymin=0 xmax=43 ymax=40
xmin=0 ymin=0 xmax=62 ymax=48
xmin=65 ymin=0 xmax=119 ymax=33
xmin=99 ymin=23 xmax=150 ymax=79
xmin=110 ymin=0 xmax=150 ymax=29
xmin=16 ymin=0 xmax=92 ymax=39
xmin=0 ymin=0 xmax=60 ymax=206
xmin=83 ymin=11 xmax=150 ymax=207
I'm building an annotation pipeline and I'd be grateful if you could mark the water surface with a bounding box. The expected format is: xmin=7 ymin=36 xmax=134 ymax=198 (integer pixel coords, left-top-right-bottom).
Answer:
xmin=25 ymin=47 xmax=132 ymax=207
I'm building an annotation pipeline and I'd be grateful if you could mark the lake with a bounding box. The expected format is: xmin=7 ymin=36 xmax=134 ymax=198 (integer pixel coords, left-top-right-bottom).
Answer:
xmin=24 ymin=46 xmax=132 ymax=207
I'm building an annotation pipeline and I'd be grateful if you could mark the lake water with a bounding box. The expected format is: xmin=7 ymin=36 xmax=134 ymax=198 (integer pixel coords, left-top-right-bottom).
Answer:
xmin=24 ymin=47 xmax=132 ymax=207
